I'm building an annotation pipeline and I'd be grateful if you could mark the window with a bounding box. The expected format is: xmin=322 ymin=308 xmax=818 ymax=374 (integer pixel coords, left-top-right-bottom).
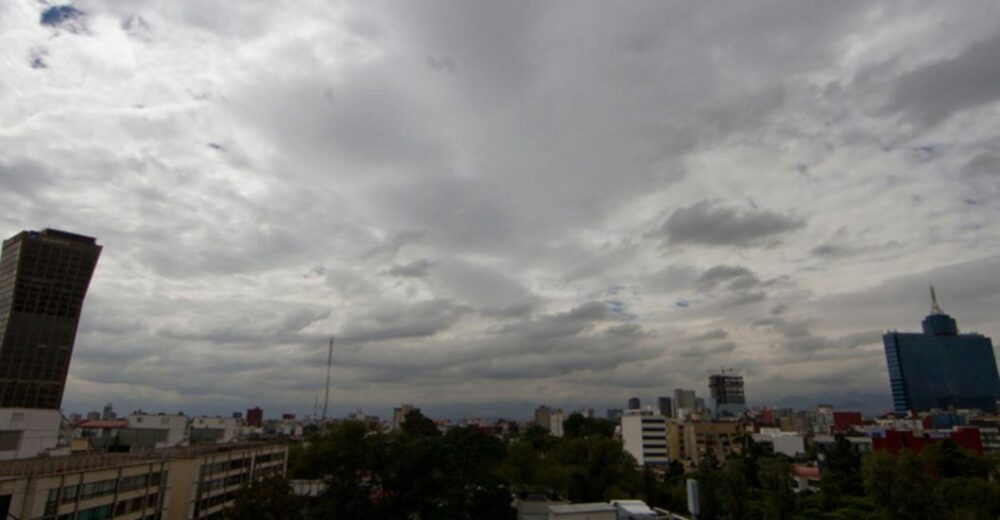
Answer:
xmin=0 ymin=430 xmax=21 ymax=450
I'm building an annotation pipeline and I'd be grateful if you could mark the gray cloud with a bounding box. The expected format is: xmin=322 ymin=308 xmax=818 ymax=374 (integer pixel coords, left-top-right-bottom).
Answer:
xmin=693 ymin=328 xmax=728 ymax=341
xmin=963 ymin=153 xmax=1000 ymax=179
xmin=887 ymin=31 xmax=1000 ymax=126
xmin=1 ymin=0 xmax=997 ymax=417
xmin=696 ymin=265 xmax=760 ymax=291
xmin=657 ymin=200 xmax=804 ymax=247
xmin=338 ymin=300 xmax=469 ymax=344
xmin=679 ymin=341 xmax=736 ymax=357
xmin=384 ymin=259 xmax=433 ymax=278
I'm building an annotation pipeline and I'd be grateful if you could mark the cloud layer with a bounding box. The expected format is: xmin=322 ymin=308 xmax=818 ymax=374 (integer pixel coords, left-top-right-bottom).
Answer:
xmin=2 ymin=0 xmax=1000 ymax=418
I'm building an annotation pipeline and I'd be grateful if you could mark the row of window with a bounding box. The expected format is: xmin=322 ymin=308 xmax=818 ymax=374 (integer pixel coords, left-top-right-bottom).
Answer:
xmin=51 ymin=505 xmax=158 ymax=520
xmin=200 ymin=473 xmax=248 ymax=495
xmin=57 ymin=503 xmax=112 ymax=520
xmin=114 ymin=491 xmax=159 ymax=517
xmin=194 ymin=490 xmax=239 ymax=517
xmin=46 ymin=471 xmax=166 ymax=508
xmin=203 ymin=457 xmax=251 ymax=475
xmin=256 ymin=452 xmax=283 ymax=464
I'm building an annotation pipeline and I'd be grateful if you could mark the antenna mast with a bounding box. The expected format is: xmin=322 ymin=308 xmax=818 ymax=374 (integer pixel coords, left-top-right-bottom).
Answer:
xmin=321 ymin=336 xmax=334 ymax=424
xmin=930 ymin=285 xmax=943 ymax=315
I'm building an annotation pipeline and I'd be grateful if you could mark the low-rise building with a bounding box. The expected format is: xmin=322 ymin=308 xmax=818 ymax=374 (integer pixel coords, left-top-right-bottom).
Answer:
xmin=548 ymin=502 xmax=618 ymax=519
xmin=190 ymin=416 xmax=241 ymax=444
xmin=0 ymin=408 xmax=64 ymax=460
xmin=127 ymin=412 xmax=187 ymax=448
xmin=668 ymin=421 xmax=743 ymax=466
xmin=752 ymin=428 xmax=805 ymax=457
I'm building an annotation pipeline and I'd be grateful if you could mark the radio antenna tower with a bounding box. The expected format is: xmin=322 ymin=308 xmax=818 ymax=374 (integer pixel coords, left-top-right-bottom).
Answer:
xmin=930 ymin=285 xmax=944 ymax=315
xmin=321 ymin=336 xmax=334 ymax=424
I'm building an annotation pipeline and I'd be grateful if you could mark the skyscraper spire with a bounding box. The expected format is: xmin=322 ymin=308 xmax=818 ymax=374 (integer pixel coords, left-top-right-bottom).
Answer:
xmin=930 ymin=284 xmax=944 ymax=315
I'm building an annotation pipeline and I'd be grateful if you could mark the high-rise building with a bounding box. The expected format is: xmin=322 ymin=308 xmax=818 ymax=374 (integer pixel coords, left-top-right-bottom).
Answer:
xmin=673 ymin=388 xmax=696 ymax=418
xmin=657 ymin=396 xmax=673 ymax=418
xmin=0 ymin=229 xmax=101 ymax=409
xmin=883 ymin=288 xmax=1000 ymax=414
xmin=709 ymin=371 xmax=746 ymax=418
xmin=246 ymin=406 xmax=263 ymax=427
xmin=627 ymin=397 xmax=641 ymax=410
xmin=533 ymin=405 xmax=565 ymax=437
xmin=620 ymin=409 xmax=668 ymax=466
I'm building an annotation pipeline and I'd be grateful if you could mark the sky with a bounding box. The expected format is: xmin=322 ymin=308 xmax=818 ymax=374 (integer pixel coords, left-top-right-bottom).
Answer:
xmin=2 ymin=1 xmax=1000 ymax=419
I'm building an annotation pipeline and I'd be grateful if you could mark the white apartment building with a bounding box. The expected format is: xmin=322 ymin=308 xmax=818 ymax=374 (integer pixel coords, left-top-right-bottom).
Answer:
xmin=190 ymin=416 xmax=241 ymax=444
xmin=0 ymin=442 xmax=287 ymax=520
xmin=620 ymin=410 xmax=669 ymax=466
xmin=127 ymin=412 xmax=187 ymax=448
xmin=0 ymin=408 xmax=64 ymax=461
xmin=752 ymin=428 xmax=805 ymax=457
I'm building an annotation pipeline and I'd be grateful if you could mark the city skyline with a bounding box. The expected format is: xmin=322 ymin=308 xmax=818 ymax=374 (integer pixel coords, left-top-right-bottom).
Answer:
xmin=3 ymin=1 xmax=1000 ymax=418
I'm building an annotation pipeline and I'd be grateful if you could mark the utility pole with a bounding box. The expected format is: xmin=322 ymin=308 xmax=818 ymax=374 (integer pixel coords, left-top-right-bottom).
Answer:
xmin=321 ymin=336 xmax=333 ymax=425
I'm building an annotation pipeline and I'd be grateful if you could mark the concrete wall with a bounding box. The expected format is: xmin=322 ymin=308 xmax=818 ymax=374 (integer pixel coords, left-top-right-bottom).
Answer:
xmin=128 ymin=414 xmax=187 ymax=447
xmin=0 ymin=408 xmax=61 ymax=460
xmin=621 ymin=412 xmax=668 ymax=466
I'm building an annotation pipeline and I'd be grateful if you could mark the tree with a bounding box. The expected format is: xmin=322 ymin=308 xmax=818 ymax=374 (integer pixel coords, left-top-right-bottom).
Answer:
xmin=692 ymin=456 xmax=723 ymax=520
xmin=820 ymin=435 xmax=864 ymax=510
xmin=225 ymin=475 xmax=304 ymax=520
xmin=757 ymin=457 xmax=795 ymax=520
xmin=400 ymin=409 xmax=441 ymax=437
xmin=307 ymin=421 xmax=387 ymax=519
xmin=891 ymin=450 xmax=939 ymax=519
xmin=548 ymin=436 xmax=641 ymax=502
xmin=865 ymin=449 xmax=940 ymax=520
xmin=922 ymin=439 xmax=987 ymax=480
xmin=863 ymin=450 xmax=896 ymax=518
xmin=437 ymin=427 xmax=514 ymax=520
xmin=562 ymin=413 xmax=615 ymax=439
xmin=720 ymin=458 xmax=750 ymax=519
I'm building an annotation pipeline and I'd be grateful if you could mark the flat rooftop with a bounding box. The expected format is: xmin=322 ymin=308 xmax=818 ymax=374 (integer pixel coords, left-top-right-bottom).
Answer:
xmin=0 ymin=442 xmax=285 ymax=478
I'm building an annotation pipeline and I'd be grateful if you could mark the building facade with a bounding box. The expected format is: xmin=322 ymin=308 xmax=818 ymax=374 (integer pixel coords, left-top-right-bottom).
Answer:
xmin=667 ymin=421 xmax=743 ymax=466
xmin=245 ymin=407 xmax=263 ymax=428
xmin=672 ymin=389 xmax=696 ymax=419
xmin=0 ymin=229 xmax=101 ymax=409
xmin=709 ymin=373 xmax=746 ymax=418
xmin=883 ymin=290 xmax=1000 ymax=414
xmin=0 ymin=442 xmax=287 ymax=520
xmin=619 ymin=410 xmax=668 ymax=466
xmin=656 ymin=397 xmax=673 ymax=419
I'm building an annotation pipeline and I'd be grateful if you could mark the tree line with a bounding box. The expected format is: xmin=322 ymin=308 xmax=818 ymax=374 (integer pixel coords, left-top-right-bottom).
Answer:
xmin=227 ymin=411 xmax=1000 ymax=520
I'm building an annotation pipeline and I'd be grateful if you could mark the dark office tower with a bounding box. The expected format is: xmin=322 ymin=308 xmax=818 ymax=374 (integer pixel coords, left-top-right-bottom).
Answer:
xmin=0 ymin=229 xmax=101 ymax=409
xmin=709 ymin=371 xmax=746 ymax=418
xmin=657 ymin=396 xmax=673 ymax=418
xmin=627 ymin=397 xmax=641 ymax=410
xmin=246 ymin=406 xmax=263 ymax=427
xmin=883 ymin=288 xmax=1000 ymax=414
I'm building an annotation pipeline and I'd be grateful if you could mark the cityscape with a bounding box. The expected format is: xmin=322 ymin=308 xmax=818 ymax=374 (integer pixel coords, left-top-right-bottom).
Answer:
xmin=2 ymin=228 xmax=999 ymax=519
xmin=4 ymin=1 xmax=1000 ymax=519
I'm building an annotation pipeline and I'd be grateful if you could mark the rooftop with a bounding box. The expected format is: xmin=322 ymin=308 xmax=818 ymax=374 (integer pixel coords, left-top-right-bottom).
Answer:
xmin=549 ymin=503 xmax=617 ymax=513
xmin=0 ymin=442 xmax=285 ymax=478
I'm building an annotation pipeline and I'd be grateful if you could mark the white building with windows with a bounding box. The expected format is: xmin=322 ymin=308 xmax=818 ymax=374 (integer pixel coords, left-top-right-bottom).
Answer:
xmin=127 ymin=412 xmax=187 ymax=448
xmin=0 ymin=408 xmax=63 ymax=460
xmin=620 ymin=410 xmax=669 ymax=466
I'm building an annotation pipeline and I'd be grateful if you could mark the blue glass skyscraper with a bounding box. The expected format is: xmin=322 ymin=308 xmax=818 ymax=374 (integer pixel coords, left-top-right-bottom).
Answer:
xmin=883 ymin=288 xmax=1000 ymax=414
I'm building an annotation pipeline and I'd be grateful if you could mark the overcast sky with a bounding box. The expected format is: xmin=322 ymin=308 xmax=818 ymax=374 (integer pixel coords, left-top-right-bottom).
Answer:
xmin=3 ymin=1 xmax=1000 ymax=419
